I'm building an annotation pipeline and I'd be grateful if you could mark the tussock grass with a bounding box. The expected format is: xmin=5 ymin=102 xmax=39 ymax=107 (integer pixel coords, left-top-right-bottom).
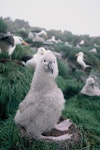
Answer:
xmin=0 ymin=45 xmax=34 ymax=60
xmin=12 ymin=45 xmax=35 ymax=60
xmin=57 ymin=59 xmax=69 ymax=79
xmin=63 ymin=94 xmax=100 ymax=150
xmin=56 ymin=76 xmax=67 ymax=92
xmin=0 ymin=117 xmax=61 ymax=150
xmin=0 ymin=62 xmax=33 ymax=119
xmin=63 ymin=79 xmax=83 ymax=99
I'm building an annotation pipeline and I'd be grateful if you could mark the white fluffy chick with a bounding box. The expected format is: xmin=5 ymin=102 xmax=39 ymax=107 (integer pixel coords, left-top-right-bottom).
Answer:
xmin=75 ymin=52 xmax=91 ymax=70
xmin=14 ymin=51 xmax=65 ymax=139
xmin=81 ymin=77 xmax=100 ymax=96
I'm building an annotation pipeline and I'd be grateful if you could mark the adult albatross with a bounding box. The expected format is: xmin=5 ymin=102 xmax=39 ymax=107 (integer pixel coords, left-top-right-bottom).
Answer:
xmin=0 ymin=33 xmax=29 ymax=59
xmin=75 ymin=52 xmax=92 ymax=71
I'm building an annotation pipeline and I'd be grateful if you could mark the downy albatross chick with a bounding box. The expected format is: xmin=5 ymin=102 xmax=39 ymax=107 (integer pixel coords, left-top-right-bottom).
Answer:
xmin=80 ymin=76 xmax=100 ymax=96
xmin=0 ymin=33 xmax=29 ymax=59
xmin=75 ymin=52 xmax=91 ymax=70
xmin=14 ymin=51 xmax=66 ymax=140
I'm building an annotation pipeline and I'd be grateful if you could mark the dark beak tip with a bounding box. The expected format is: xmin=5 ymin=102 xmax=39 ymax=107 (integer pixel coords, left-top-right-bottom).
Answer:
xmin=48 ymin=62 xmax=53 ymax=73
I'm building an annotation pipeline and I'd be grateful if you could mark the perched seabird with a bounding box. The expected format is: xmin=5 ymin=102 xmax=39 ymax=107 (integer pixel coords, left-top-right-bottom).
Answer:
xmin=32 ymin=35 xmax=45 ymax=42
xmin=28 ymin=31 xmax=34 ymax=39
xmin=80 ymin=76 xmax=100 ymax=96
xmin=89 ymin=48 xmax=97 ymax=53
xmin=34 ymin=29 xmax=47 ymax=37
xmin=46 ymin=36 xmax=58 ymax=44
xmin=65 ymin=41 xmax=72 ymax=47
xmin=75 ymin=52 xmax=91 ymax=70
xmin=0 ymin=33 xmax=29 ymax=59
xmin=79 ymin=40 xmax=84 ymax=45
xmin=14 ymin=51 xmax=67 ymax=140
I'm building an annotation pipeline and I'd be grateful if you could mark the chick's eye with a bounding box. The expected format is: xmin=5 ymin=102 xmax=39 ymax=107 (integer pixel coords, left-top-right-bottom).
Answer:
xmin=44 ymin=59 xmax=46 ymax=62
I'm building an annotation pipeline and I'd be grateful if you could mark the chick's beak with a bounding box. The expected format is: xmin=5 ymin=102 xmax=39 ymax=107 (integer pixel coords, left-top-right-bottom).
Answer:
xmin=22 ymin=41 xmax=29 ymax=46
xmin=47 ymin=61 xmax=53 ymax=73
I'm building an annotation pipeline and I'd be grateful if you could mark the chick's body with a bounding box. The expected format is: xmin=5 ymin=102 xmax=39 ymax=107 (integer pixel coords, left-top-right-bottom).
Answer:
xmin=14 ymin=52 xmax=65 ymax=139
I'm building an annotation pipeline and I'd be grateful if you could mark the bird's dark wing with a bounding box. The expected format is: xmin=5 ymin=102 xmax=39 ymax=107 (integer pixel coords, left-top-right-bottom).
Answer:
xmin=0 ymin=33 xmax=14 ymax=46
xmin=20 ymin=56 xmax=33 ymax=63
xmin=83 ymin=55 xmax=92 ymax=66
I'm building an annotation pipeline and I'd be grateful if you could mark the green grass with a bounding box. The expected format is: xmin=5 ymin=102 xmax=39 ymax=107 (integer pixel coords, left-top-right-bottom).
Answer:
xmin=0 ymin=116 xmax=60 ymax=150
xmin=12 ymin=45 xmax=35 ymax=60
xmin=63 ymin=94 xmax=100 ymax=150
xmin=0 ymin=45 xmax=34 ymax=119
xmin=0 ymin=62 xmax=33 ymax=119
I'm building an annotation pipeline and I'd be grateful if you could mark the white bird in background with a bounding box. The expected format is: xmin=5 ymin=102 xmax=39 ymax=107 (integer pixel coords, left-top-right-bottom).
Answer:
xmin=28 ymin=31 xmax=34 ymax=39
xmin=14 ymin=51 xmax=66 ymax=140
xmin=34 ymin=29 xmax=47 ymax=37
xmin=0 ymin=33 xmax=29 ymax=59
xmin=79 ymin=40 xmax=84 ymax=45
xmin=75 ymin=52 xmax=91 ymax=70
xmin=80 ymin=76 xmax=100 ymax=96
xmin=89 ymin=48 xmax=97 ymax=53
xmin=46 ymin=36 xmax=58 ymax=44
xmin=32 ymin=35 xmax=45 ymax=42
